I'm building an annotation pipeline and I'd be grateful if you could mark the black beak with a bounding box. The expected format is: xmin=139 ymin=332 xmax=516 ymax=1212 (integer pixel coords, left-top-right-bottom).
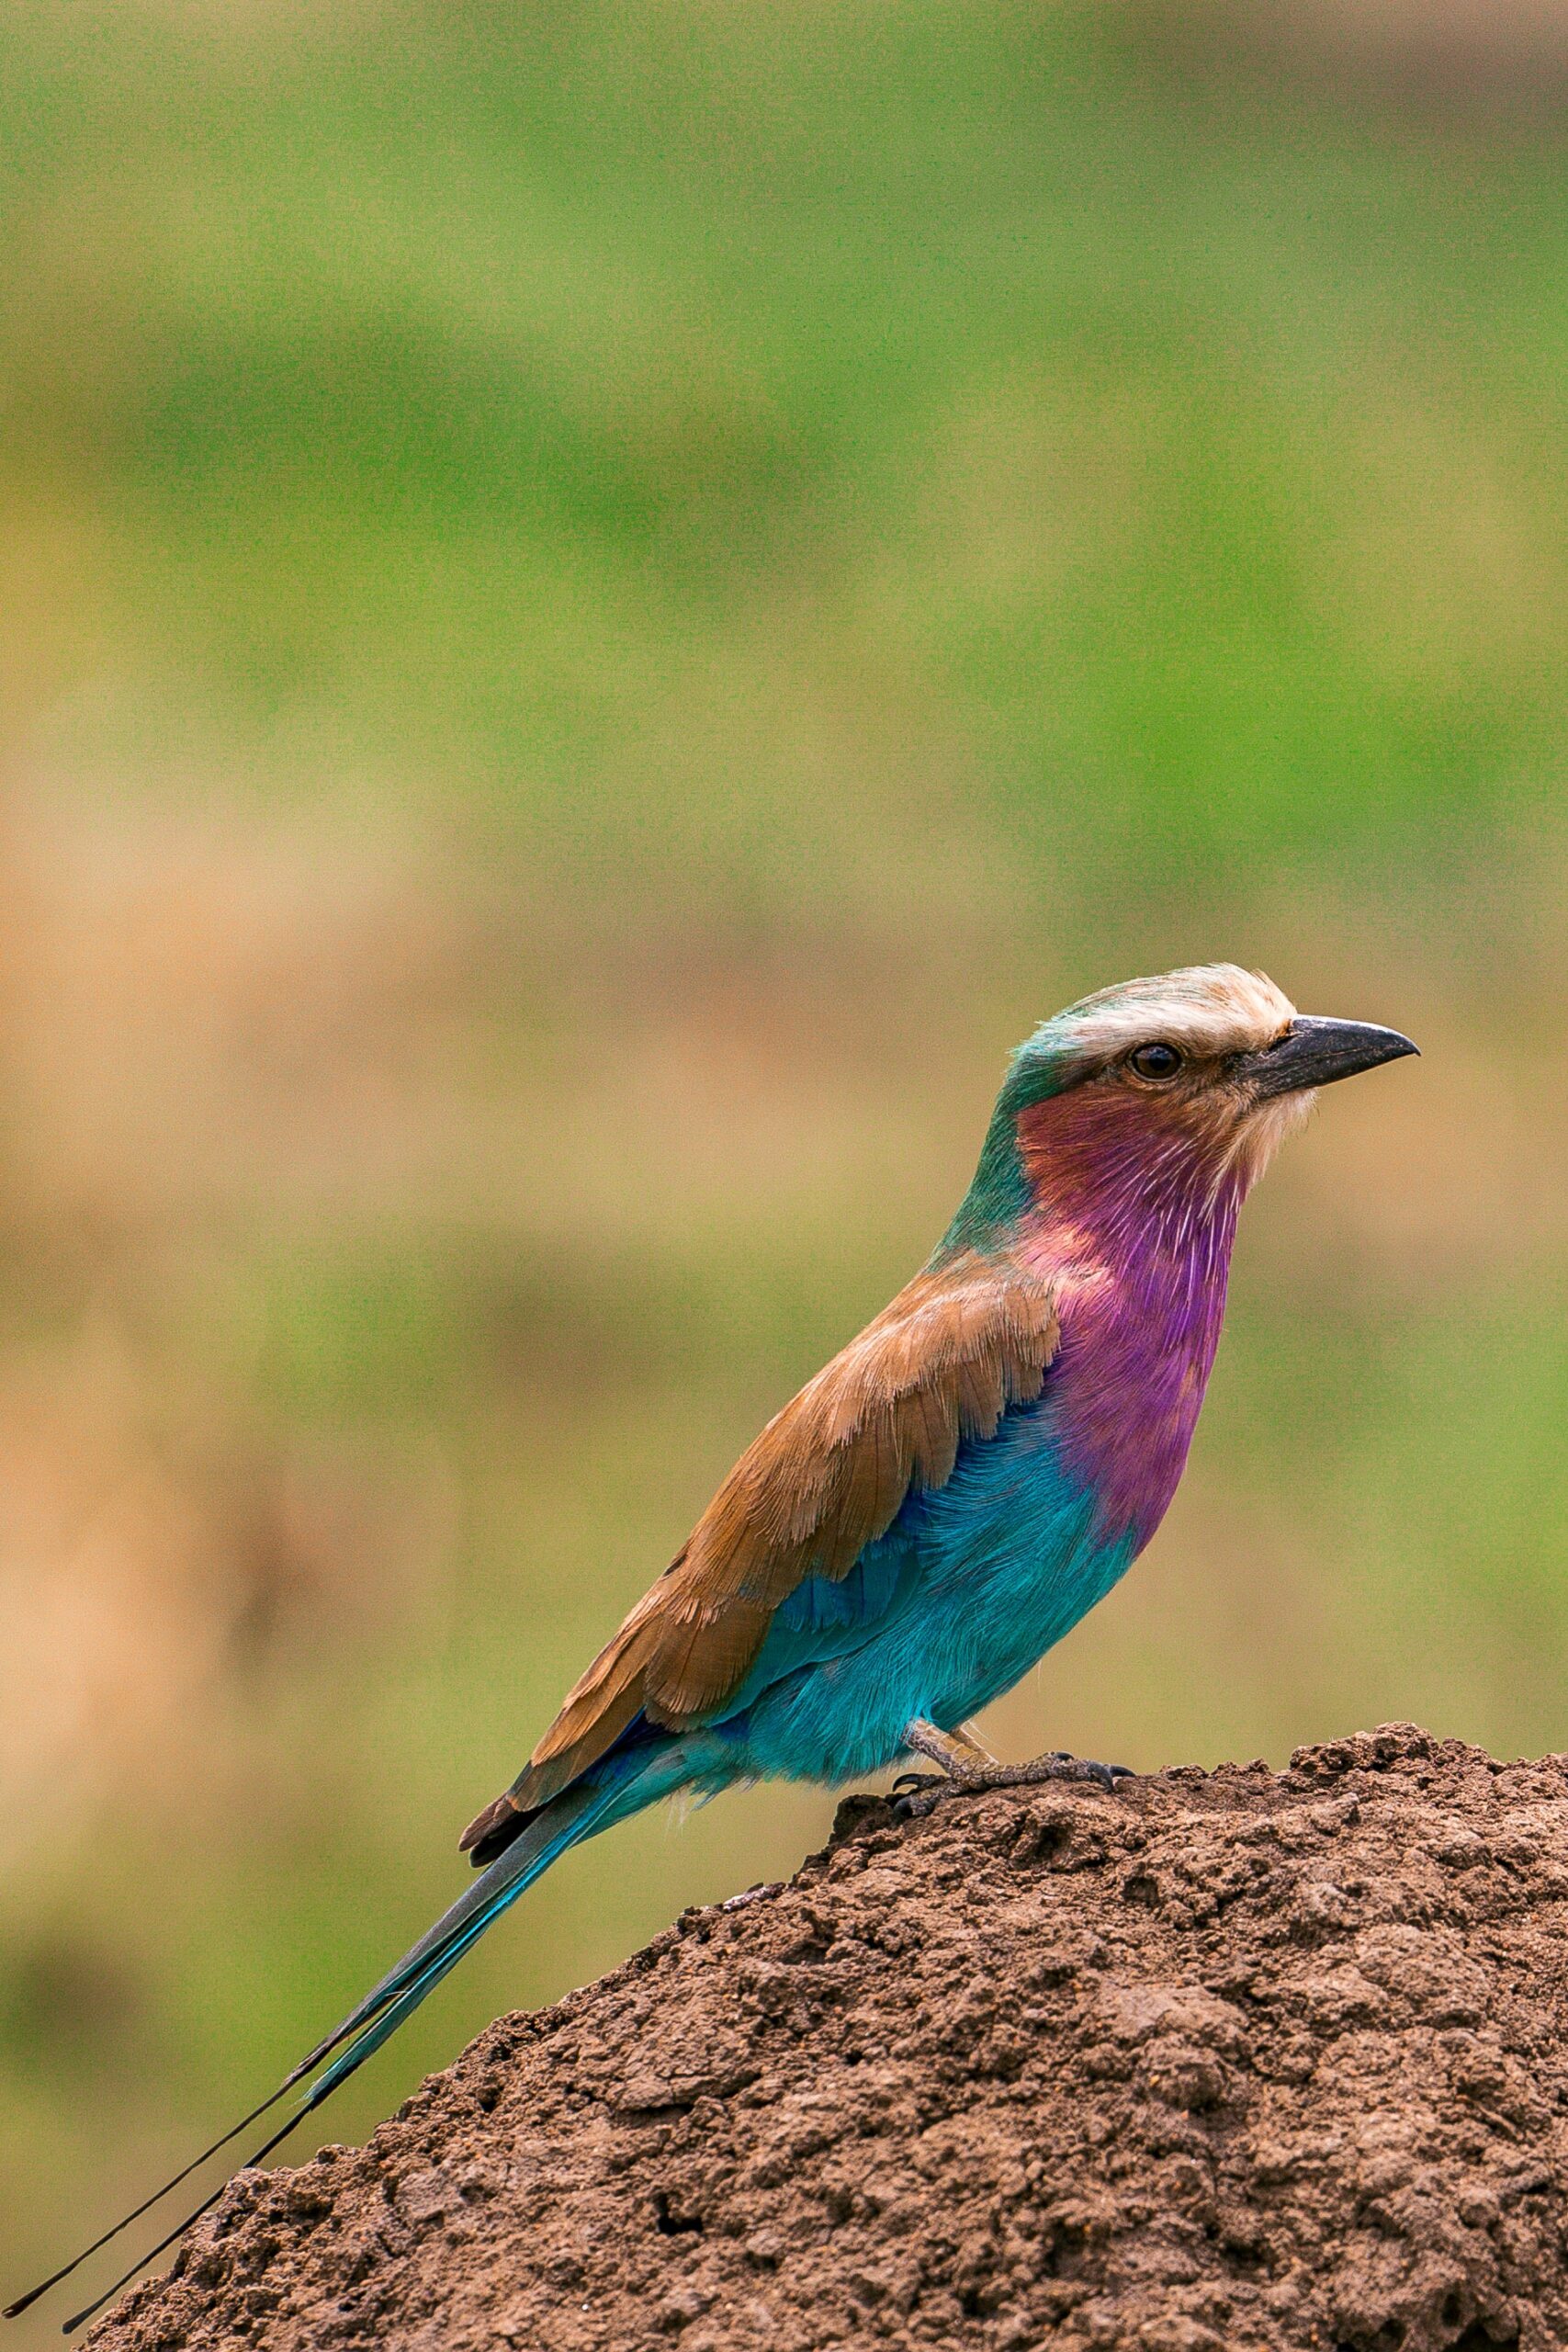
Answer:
xmin=1244 ymin=1015 xmax=1419 ymax=1099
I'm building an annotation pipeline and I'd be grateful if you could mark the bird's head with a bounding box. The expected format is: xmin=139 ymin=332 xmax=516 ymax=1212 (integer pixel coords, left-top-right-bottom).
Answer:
xmin=946 ymin=963 xmax=1416 ymax=1255
xmin=1026 ymin=961 xmax=1416 ymax=1168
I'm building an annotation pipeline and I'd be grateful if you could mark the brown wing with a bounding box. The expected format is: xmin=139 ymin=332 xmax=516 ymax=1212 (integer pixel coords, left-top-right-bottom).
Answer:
xmin=459 ymin=1251 xmax=1058 ymax=1857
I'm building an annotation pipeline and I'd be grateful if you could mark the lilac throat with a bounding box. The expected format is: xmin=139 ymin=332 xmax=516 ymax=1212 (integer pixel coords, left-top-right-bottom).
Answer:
xmin=1016 ymin=1093 xmax=1250 ymax=1552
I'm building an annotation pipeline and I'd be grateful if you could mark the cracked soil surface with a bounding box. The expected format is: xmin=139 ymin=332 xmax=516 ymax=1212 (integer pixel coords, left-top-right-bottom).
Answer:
xmin=95 ymin=1725 xmax=1568 ymax=2351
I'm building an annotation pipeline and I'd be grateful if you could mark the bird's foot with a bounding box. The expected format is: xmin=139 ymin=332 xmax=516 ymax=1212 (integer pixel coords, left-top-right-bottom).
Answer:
xmin=888 ymin=1770 xmax=951 ymax=1813
xmin=891 ymin=1750 xmax=1134 ymax=1821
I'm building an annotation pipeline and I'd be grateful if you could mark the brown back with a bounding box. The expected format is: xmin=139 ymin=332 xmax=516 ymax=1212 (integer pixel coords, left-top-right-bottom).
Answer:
xmin=462 ymin=1252 xmax=1059 ymax=1850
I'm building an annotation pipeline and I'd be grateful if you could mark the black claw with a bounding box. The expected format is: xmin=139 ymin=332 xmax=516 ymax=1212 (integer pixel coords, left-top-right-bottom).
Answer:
xmin=1050 ymin=1754 xmax=1134 ymax=1790
xmin=890 ymin=1768 xmax=960 ymax=1821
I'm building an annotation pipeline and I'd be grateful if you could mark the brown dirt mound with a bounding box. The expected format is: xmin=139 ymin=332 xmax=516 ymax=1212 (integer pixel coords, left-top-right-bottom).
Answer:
xmin=95 ymin=1726 xmax=1568 ymax=2352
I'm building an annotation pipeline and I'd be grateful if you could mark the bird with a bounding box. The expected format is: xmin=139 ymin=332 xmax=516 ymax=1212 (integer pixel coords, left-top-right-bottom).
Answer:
xmin=7 ymin=962 xmax=1416 ymax=2332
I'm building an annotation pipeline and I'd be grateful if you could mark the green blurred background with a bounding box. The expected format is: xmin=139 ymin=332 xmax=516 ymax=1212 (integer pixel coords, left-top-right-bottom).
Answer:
xmin=3 ymin=0 xmax=1567 ymax=2320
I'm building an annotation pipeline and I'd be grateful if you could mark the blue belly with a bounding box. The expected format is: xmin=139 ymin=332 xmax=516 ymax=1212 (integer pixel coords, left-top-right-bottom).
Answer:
xmin=730 ymin=1402 xmax=1138 ymax=1785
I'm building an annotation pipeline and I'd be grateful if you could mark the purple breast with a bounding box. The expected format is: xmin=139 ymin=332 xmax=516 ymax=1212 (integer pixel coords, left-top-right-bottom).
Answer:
xmin=1016 ymin=1089 xmax=1247 ymax=1552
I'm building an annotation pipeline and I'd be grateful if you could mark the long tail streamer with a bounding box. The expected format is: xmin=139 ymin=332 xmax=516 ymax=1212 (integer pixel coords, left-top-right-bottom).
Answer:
xmin=5 ymin=1775 xmax=626 ymax=2335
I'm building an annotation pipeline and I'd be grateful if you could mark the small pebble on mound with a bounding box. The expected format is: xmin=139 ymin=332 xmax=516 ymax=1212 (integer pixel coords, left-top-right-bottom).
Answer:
xmin=94 ymin=1726 xmax=1568 ymax=2352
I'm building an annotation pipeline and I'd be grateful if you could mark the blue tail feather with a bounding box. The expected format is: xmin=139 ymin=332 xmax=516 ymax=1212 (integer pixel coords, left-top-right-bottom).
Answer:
xmin=21 ymin=1736 xmax=715 ymax=2335
xmin=296 ymin=1770 xmax=619 ymax=2084
xmin=304 ymin=1772 xmax=626 ymax=2101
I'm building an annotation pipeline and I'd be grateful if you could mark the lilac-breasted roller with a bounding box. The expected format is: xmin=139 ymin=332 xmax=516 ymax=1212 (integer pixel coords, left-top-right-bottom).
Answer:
xmin=12 ymin=963 xmax=1416 ymax=2329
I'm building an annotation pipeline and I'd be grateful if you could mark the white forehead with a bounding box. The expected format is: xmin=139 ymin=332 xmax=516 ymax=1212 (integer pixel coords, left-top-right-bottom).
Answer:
xmin=1052 ymin=964 xmax=1296 ymax=1065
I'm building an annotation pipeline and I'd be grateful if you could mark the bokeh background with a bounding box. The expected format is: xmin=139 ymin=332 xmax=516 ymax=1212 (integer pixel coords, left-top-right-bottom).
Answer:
xmin=4 ymin=0 xmax=1567 ymax=2323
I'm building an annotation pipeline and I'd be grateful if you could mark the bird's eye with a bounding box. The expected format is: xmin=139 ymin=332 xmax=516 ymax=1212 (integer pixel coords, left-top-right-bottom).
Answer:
xmin=1129 ymin=1041 xmax=1183 ymax=1081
